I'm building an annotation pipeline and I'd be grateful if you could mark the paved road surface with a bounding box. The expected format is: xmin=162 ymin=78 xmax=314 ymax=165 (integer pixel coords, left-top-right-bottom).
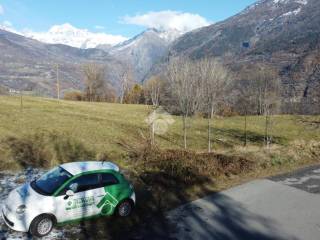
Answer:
xmin=138 ymin=165 xmax=320 ymax=240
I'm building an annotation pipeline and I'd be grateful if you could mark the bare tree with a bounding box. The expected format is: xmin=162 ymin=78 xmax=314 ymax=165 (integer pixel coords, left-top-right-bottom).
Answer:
xmin=197 ymin=58 xmax=230 ymax=152
xmin=144 ymin=75 xmax=163 ymax=107
xmin=82 ymin=63 xmax=106 ymax=102
xmin=166 ymin=57 xmax=201 ymax=149
xmin=235 ymin=68 xmax=258 ymax=147
xmin=118 ymin=62 xmax=134 ymax=104
xmin=144 ymin=75 xmax=163 ymax=144
xmin=255 ymin=65 xmax=281 ymax=148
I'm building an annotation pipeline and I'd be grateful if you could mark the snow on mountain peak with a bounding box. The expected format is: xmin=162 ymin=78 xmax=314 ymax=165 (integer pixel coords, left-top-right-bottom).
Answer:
xmin=23 ymin=23 xmax=128 ymax=49
xmin=158 ymin=29 xmax=183 ymax=42
xmin=142 ymin=28 xmax=182 ymax=42
xmin=273 ymin=0 xmax=308 ymax=5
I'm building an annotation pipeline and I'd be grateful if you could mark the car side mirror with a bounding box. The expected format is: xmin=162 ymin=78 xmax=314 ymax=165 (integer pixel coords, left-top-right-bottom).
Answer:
xmin=69 ymin=183 xmax=78 ymax=192
xmin=64 ymin=190 xmax=74 ymax=200
xmin=66 ymin=190 xmax=74 ymax=197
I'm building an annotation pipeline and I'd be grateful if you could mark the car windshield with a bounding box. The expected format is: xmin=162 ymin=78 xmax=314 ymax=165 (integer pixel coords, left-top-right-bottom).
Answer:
xmin=32 ymin=167 xmax=72 ymax=195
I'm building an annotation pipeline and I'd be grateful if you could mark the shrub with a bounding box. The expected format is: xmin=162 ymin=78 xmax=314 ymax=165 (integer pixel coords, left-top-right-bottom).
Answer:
xmin=124 ymin=141 xmax=254 ymax=186
xmin=63 ymin=91 xmax=84 ymax=101
xmin=0 ymin=132 xmax=94 ymax=170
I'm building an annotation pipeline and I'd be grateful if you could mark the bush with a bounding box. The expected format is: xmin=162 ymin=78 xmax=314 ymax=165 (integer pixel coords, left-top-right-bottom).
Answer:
xmin=125 ymin=141 xmax=254 ymax=186
xmin=63 ymin=91 xmax=84 ymax=101
xmin=0 ymin=132 xmax=94 ymax=170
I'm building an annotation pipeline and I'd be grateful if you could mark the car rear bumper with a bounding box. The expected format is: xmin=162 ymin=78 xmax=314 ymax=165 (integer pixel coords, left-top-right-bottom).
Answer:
xmin=2 ymin=206 xmax=29 ymax=232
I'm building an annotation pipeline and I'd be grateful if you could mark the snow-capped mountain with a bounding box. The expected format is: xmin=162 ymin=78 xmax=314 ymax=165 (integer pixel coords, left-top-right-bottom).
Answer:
xmin=102 ymin=28 xmax=182 ymax=81
xmin=0 ymin=25 xmax=183 ymax=96
xmin=21 ymin=23 xmax=182 ymax=50
xmin=109 ymin=28 xmax=182 ymax=52
xmin=157 ymin=28 xmax=183 ymax=42
xmin=23 ymin=23 xmax=128 ymax=49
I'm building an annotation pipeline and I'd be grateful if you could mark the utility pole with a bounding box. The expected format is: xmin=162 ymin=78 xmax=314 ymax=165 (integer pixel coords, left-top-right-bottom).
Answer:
xmin=56 ymin=64 xmax=60 ymax=100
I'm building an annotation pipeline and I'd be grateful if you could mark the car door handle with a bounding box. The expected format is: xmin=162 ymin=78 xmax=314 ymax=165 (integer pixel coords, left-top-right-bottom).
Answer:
xmin=97 ymin=195 xmax=104 ymax=197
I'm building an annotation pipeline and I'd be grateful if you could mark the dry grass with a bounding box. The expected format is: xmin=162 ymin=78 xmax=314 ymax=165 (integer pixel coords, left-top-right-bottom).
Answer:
xmin=1 ymin=96 xmax=320 ymax=238
xmin=0 ymin=95 xmax=319 ymax=171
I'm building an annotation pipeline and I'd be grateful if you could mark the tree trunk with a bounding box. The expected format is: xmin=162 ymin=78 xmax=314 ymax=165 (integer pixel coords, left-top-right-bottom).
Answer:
xmin=208 ymin=105 xmax=214 ymax=153
xmin=245 ymin=109 xmax=248 ymax=146
xmin=183 ymin=115 xmax=187 ymax=149
xmin=264 ymin=112 xmax=269 ymax=148
xmin=20 ymin=92 xmax=23 ymax=112
xmin=208 ymin=116 xmax=211 ymax=153
xmin=151 ymin=109 xmax=156 ymax=145
xmin=259 ymin=88 xmax=263 ymax=115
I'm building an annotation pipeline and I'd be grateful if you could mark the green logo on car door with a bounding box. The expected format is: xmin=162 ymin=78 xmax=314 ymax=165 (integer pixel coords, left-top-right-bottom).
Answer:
xmin=97 ymin=190 xmax=119 ymax=215
xmin=66 ymin=196 xmax=95 ymax=210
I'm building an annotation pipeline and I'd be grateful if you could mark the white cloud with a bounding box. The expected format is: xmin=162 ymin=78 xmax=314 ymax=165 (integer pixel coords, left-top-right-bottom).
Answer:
xmin=22 ymin=23 xmax=127 ymax=48
xmin=0 ymin=5 xmax=4 ymax=15
xmin=2 ymin=20 xmax=12 ymax=27
xmin=121 ymin=10 xmax=211 ymax=33
xmin=0 ymin=20 xmax=21 ymax=34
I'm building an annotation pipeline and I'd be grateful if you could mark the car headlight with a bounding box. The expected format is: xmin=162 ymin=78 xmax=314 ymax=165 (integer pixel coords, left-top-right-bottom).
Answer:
xmin=16 ymin=205 xmax=27 ymax=215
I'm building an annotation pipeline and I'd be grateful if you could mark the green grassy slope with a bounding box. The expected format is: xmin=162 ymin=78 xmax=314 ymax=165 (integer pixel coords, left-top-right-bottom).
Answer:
xmin=1 ymin=96 xmax=320 ymax=238
xmin=0 ymin=95 xmax=319 ymax=170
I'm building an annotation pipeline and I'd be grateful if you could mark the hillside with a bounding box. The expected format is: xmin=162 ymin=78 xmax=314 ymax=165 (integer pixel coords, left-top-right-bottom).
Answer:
xmin=0 ymin=29 xmax=125 ymax=96
xmin=107 ymin=28 xmax=181 ymax=81
xmin=0 ymin=96 xmax=320 ymax=238
xmin=0 ymin=28 xmax=180 ymax=96
xmin=0 ymin=95 xmax=319 ymax=170
xmin=169 ymin=0 xmax=320 ymax=114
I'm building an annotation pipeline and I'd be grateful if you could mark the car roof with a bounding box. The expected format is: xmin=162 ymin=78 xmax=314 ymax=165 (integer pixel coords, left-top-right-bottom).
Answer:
xmin=60 ymin=161 xmax=119 ymax=176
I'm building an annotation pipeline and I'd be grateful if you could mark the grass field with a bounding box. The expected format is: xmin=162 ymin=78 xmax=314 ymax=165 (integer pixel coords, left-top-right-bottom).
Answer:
xmin=1 ymin=95 xmax=320 ymax=238
xmin=0 ymin=95 xmax=319 ymax=170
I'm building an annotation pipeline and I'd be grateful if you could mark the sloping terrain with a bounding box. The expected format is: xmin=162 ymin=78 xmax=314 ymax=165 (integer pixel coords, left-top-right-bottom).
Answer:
xmin=0 ymin=29 xmax=124 ymax=96
xmin=107 ymin=28 xmax=181 ymax=81
xmin=0 ymin=28 xmax=180 ymax=96
xmin=0 ymin=96 xmax=319 ymax=239
xmin=169 ymin=0 xmax=320 ymax=114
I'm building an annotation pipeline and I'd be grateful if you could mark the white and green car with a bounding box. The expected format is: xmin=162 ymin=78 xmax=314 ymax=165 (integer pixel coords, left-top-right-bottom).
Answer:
xmin=2 ymin=161 xmax=136 ymax=237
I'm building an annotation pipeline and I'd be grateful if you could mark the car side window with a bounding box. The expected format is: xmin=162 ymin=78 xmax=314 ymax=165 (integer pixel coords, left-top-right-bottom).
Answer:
xmin=100 ymin=173 xmax=119 ymax=187
xmin=61 ymin=173 xmax=101 ymax=195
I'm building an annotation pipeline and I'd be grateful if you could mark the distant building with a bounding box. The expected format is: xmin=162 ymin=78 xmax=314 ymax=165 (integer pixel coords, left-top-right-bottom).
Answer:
xmin=9 ymin=89 xmax=36 ymax=96
xmin=9 ymin=89 xmax=21 ymax=94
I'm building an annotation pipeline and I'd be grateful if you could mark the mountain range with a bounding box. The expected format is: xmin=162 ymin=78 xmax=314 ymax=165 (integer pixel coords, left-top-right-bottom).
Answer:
xmin=168 ymin=0 xmax=320 ymax=114
xmin=0 ymin=27 xmax=181 ymax=96
xmin=0 ymin=0 xmax=319 ymax=113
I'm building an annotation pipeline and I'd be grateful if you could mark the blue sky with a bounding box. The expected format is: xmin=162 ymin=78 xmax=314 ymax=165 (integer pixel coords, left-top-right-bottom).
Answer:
xmin=0 ymin=0 xmax=257 ymax=38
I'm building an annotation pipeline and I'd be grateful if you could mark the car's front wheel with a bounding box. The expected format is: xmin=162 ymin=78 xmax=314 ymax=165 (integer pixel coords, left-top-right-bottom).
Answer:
xmin=29 ymin=214 xmax=54 ymax=237
xmin=116 ymin=199 xmax=133 ymax=217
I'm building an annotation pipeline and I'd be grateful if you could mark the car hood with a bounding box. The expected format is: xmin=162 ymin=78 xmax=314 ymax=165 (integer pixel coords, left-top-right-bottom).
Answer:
xmin=6 ymin=183 xmax=42 ymax=208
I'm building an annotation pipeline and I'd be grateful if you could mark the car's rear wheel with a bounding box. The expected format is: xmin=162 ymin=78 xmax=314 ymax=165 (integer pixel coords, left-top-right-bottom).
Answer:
xmin=30 ymin=214 xmax=54 ymax=237
xmin=116 ymin=199 xmax=133 ymax=217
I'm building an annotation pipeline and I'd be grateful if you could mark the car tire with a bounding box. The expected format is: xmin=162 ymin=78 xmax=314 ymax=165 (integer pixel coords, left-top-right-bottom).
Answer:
xmin=29 ymin=214 xmax=55 ymax=237
xmin=116 ymin=199 xmax=133 ymax=217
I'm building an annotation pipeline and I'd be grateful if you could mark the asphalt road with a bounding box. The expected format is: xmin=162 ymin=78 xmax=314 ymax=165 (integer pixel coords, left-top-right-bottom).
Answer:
xmin=138 ymin=165 xmax=320 ymax=240
xmin=2 ymin=165 xmax=320 ymax=239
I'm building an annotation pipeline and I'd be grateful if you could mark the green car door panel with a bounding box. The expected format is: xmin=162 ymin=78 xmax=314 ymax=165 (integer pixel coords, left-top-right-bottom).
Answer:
xmin=52 ymin=170 xmax=134 ymax=221
xmin=97 ymin=184 xmax=134 ymax=216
